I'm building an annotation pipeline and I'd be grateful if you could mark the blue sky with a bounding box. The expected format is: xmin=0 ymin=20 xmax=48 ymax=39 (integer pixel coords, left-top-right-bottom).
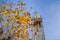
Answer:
xmin=0 ymin=0 xmax=60 ymax=40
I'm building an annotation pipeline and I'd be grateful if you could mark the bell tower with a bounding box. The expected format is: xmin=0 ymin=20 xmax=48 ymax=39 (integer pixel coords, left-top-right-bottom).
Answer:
xmin=32 ymin=12 xmax=45 ymax=40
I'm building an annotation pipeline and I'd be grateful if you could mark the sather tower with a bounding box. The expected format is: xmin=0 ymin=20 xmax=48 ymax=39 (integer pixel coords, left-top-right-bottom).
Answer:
xmin=32 ymin=12 xmax=45 ymax=40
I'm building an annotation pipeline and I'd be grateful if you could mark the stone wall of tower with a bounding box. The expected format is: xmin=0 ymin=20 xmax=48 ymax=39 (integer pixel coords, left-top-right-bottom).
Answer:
xmin=32 ymin=18 xmax=45 ymax=40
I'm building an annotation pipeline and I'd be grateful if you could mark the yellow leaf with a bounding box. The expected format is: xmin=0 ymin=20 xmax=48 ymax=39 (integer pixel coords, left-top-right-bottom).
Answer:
xmin=17 ymin=26 xmax=20 ymax=30
xmin=5 ymin=3 xmax=8 ymax=7
xmin=4 ymin=24 xmax=7 ymax=27
xmin=12 ymin=25 xmax=16 ymax=30
xmin=7 ymin=23 xmax=10 ymax=26
xmin=4 ymin=10 xmax=8 ymax=13
xmin=33 ymin=27 xmax=36 ymax=30
xmin=23 ymin=26 xmax=28 ymax=30
xmin=14 ymin=10 xmax=19 ymax=15
xmin=0 ymin=6 xmax=3 ymax=8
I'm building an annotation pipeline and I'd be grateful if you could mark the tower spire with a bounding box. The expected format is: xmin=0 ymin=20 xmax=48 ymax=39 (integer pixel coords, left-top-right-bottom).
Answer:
xmin=34 ymin=11 xmax=40 ymax=20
